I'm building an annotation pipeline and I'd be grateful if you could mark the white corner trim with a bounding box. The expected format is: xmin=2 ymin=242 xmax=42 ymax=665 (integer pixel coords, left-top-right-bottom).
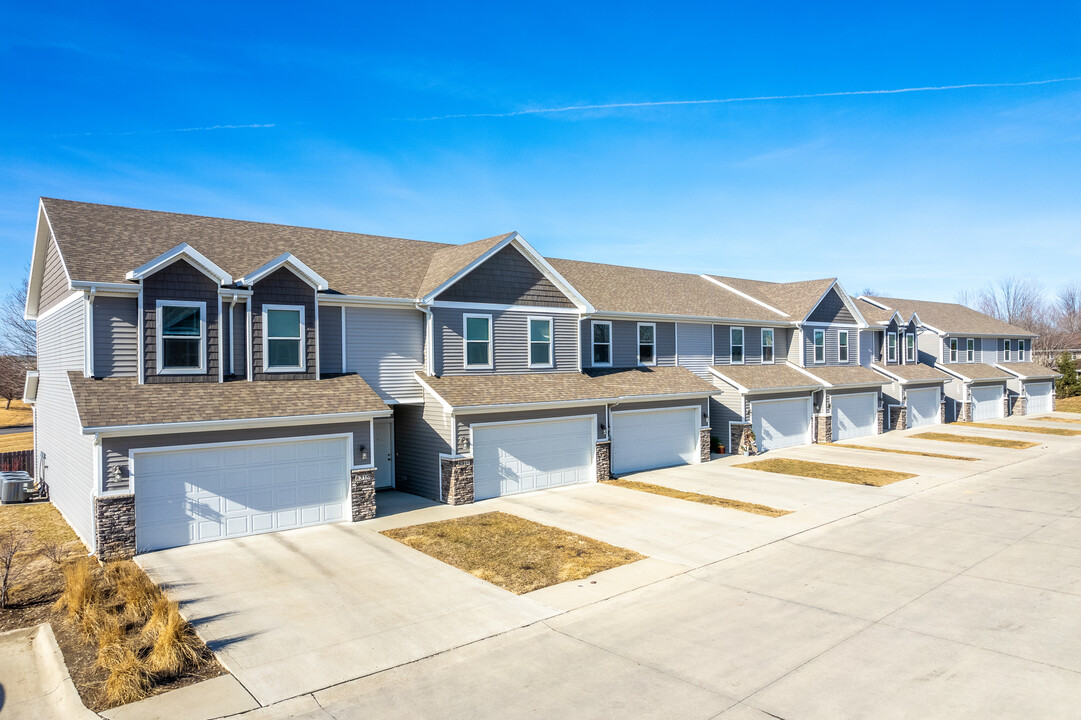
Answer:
xmin=126 ymin=243 xmax=232 ymax=285
xmin=412 ymin=373 xmax=454 ymax=413
xmin=238 ymin=252 xmax=329 ymax=291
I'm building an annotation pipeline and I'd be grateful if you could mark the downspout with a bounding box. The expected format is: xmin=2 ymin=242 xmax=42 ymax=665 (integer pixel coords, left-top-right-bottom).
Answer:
xmin=415 ymin=301 xmax=434 ymax=376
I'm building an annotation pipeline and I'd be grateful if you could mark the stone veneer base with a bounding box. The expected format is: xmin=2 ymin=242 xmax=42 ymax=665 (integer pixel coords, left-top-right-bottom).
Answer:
xmin=699 ymin=428 xmax=712 ymax=462
xmin=814 ymin=413 xmax=833 ymax=444
xmin=351 ymin=468 xmax=376 ymax=521
xmin=596 ymin=440 xmax=611 ymax=480
xmin=889 ymin=406 xmax=907 ymax=431
xmin=94 ymin=493 xmax=136 ymax=560
xmin=440 ymin=456 xmax=474 ymax=505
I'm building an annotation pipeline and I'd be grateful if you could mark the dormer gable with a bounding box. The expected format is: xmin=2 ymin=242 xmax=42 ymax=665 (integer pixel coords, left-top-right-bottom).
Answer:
xmin=804 ymin=282 xmax=867 ymax=327
xmin=126 ymin=243 xmax=232 ymax=286
xmin=238 ymin=252 xmax=328 ymax=291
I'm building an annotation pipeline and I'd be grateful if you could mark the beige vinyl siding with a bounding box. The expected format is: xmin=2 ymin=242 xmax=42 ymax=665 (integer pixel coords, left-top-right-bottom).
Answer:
xmin=917 ymin=331 xmax=941 ymax=365
xmin=35 ymin=297 xmax=96 ymax=548
xmin=676 ymin=322 xmax=713 ymax=378
xmin=39 ymin=235 xmax=75 ymax=314
xmin=786 ymin=328 xmax=802 ymax=365
xmin=344 ymin=306 xmax=424 ymax=402
xmin=709 ymin=376 xmax=745 ymax=435
xmin=92 ymin=296 xmax=138 ymax=377
xmin=434 ymin=308 xmax=578 ymax=375
xmin=393 ymin=392 xmax=453 ymax=500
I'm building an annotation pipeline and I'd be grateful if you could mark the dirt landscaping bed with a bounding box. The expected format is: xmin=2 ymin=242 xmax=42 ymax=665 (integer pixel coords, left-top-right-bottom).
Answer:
xmin=602 ymin=478 xmax=790 ymax=517
xmin=0 ymin=431 xmax=34 ymax=453
xmin=0 ymin=503 xmax=224 ymax=712
xmin=734 ymin=458 xmax=917 ymax=487
xmin=952 ymin=421 xmax=1081 ymax=437
xmin=823 ymin=444 xmax=979 ymax=461
xmin=382 ymin=511 xmax=644 ymax=594
xmin=912 ymin=432 xmax=1039 ymax=449
xmin=0 ymin=399 xmax=33 ymax=428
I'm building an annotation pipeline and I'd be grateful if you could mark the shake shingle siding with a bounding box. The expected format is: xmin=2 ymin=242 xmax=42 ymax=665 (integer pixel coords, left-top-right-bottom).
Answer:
xmin=251 ymin=268 xmax=316 ymax=381
xmin=40 ymin=235 xmax=75 ymax=314
xmin=319 ymin=305 xmax=343 ymax=375
xmin=92 ymin=296 xmax=138 ymax=377
xmin=806 ymin=288 xmax=855 ymax=324
xmin=436 ymin=245 xmax=575 ymax=307
xmin=344 ymin=306 xmax=424 ymax=402
xmin=35 ymin=298 xmax=96 ymax=548
xmin=434 ymin=308 xmax=578 ymax=375
xmin=143 ymin=259 xmax=220 ymax=383
xmin=393 ymin=391 xmax=453 ymax=500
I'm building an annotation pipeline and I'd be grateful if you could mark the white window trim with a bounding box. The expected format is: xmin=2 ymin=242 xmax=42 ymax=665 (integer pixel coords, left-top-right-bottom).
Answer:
xmin=463 ymin=313 xmax=493 ymax=369
xmin=760 ymin=328 xmax=775 ymax=365
xmin=950 ymin=338 xmax=958 ymax=363
xmin=966 ymin=338 xmax=975 ymax=363
xmin=730 ymin=326 xmax=745 ymax=365
xmin=813 ymin=329 xmax=825 ymax=364
xmin=527 ymin=316 xmax=553 ymax=369
xmin=1004 ymin=339 xmax=1012 ymax=362
xmin=1018 ymin=339 xmax=1026 ymax=362
xmin=156 ymin=300 xmax=207 ymax=375
xmin=637 ymin=322 xmax=657 ymax=367
xmin=591 ymin=320 xmax=612 ymax=368
xmin=887 ymin=331 xmax=898 ymax=363
xmin=262 ymin=304 xmax=306 ymax=373
xmin=905 ymin=332 xmax=915 ymax=363
xmin=838 ymin=330 xmax=849 ymax=363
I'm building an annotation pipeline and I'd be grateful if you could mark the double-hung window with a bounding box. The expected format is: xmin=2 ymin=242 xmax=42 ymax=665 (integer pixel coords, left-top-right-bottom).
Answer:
xmin=887 ymin=332 xmax=897 ymax=363
xmin=949 ymin=338 xmax=958 ymax=363
xmin=638 ymin=323 xmax=656 ymax=366
xmin=528 ymin=317 xmax=552 ymax=368
xmin=592 ymin=321 xmax=612 ymax=366
xmin=157 ymin=301 xmax=205 ymax=374
xmin=263 ymin=304 xmax=305 ymax=372
xmin=813 ymin=329 xmax=825 ymax=364
xmin=838 ymin=331 xmax=849 ymax=363
xmin=761 ymin=328 xmax=774 ymax=364
xmin=1018 ymin=339 xmax=1026 ymax=362
xmin=966 ymin=338 xmax=975 ymax=362
xmin=730 ymin=327 xmax=744 ymax=364
xmin=1004 ymin=339 xmax=1012 ymax=362
xmin=905 ymin=332 xmax=915 ymax=363
xmin=464 ymin=314 xmax=493 ymax=368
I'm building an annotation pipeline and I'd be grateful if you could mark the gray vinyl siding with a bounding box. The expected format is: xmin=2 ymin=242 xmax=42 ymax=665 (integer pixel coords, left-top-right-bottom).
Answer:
xmin=143 ymin=259 xmax=220 ymax=383
xmin=710 ymin=376 xmax=746 ymax=432
xmin=434 ymin=308 xmax=578 ymax=375
xmin=859 ymin=330 xmax=877 ymax=367
xmin=982 ymin=337 xmax=997 ymax=362
xmin=319 ymin=305 xmax=343 ymax=375
xmin=35 ymin=297 xmax=96 ymax=548
xmin=676 ymin=322 xmax=713 ymax=378
xmin=456 ymin=406 xmax=606 ymax=454
xmin=917 ymin=331 xmax=941 ymax=365
xmin=436 ymin=245 xmax=575 ymax=307
xmin=806 ymin=288 xmax=856 ymax=324
xmin=92 ymin=296 xmax=138 ymax=377
xmin=40 ymin=235 xmax=75 ymax=314
xmin=101 ymin=421 xmax=372 ymax=494
xmin=804 ymin=326 xmax=858 ymax=367
xmin=251 ymin=268 xmax=316 ymax=382
xmin=713 ymin=325 xmax=788 ymax=365
xmin=344 ymin=306 xmax=424 ymax=402
xmin=393 ymin=393 xmax=453 ymax=500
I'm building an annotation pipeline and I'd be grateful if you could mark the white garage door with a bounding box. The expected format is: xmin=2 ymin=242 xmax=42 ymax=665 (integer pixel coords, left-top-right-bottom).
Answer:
xmin=1026 ymin=382 xmax=1053 ymax=414
xmin=971 ymin=384 xmax=1005 ymax=421
xmin=472 ymin=416 xmax=595 ymax=500
xmin=832 ymin=393 xmax=877 ymax=441
xmin=611 ymin=407 xmax=700 ymax=475
xmin=752 ymin=397 xmax=812 ymax=452
xmin=907 ymin=387 xmax=941 ymax=429
xmin=134 ymin=435 xmax=350 ymax=553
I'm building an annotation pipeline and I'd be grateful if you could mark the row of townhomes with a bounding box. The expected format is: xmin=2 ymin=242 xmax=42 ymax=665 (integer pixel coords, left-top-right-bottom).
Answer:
xmin=22 ymin=199 xmax=1060 ymax=559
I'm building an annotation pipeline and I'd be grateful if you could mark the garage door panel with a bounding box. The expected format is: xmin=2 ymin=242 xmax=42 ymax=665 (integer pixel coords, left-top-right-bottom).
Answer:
xmin=611 ymin=407 xmax=699 ymax=475
xmin=473 ymin=417 xmax=595 ymax=500
xmin=753 ymin=398 xmax=811 ymax=452
xmin=972 ymin=385 xmax=1004 ymax=421
xmin=832 ymin=394 xmax=877 ymax=441
xmin=1026 ymin=383 xmax=1053 ymax=414
xmin=907 ymin=387 xmax=941 ymax=429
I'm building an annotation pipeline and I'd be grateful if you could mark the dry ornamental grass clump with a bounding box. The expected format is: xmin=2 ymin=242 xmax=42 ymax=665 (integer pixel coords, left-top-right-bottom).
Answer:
xmin=106 ymin=561 xmax=162 ymax=623
xmin=142 ymin=597 xmax=204 ymax=677
xmin=54 ymin=557 xmax=103 ymax=621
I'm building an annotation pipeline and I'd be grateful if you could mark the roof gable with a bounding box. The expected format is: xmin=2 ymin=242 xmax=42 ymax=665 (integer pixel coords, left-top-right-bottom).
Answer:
xmin=867 ymin=295 xmax=1035 ymax=337
xmin=126 ymin=243 xmax=232 ymax=285
xmin=806 ymin=286 xmax=856 ymax=324
xmin=238 ymin=252 xmax=328 ymax=290
xmin=435 ymin=243 xmax=576 ymax=307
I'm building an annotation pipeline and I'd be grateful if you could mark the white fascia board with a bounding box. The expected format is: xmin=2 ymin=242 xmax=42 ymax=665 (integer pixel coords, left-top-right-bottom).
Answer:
xmin=591 ymin=311 xmax=794 ymax=327
xmin=430 ymin=300 xmax=581 ymax=315
xmin=24 ymin=202 xmax=56 ymax=319
xmin=451 ymin=391 xmax=712 ymax=415
xmin=412 ymin=373 xmax=454 ymax=413
xmin=420 ymin=234 xmax=516 ymax=304
xmin=856 ymin=295 xmax=891 ymax=310
xmin=707 ymin=367 xmax=750 ymax=394
xmin=742 ymin=384 xmax=822 ymax=395
xmin=831 ymin=281 xmax=870 ymax=328
xmin=126 ymin=243 xmax=233 ymax=285
xmin=790 ymin=363 xmax=834 ymax=386
xmin=238 ymin=252 xmax=329 ymax=291
xmin=84 ymin=410 xmax=392 ymax=438
xmin=218 ymin=287 xmax=254 ymax=298
xmin=319 ymin=295 xmax=417 ymax=308
xmin=511 ymin=236 xmax=594 ymax=313
xmin=699 ymin=275 xmax=789 ymax=318
xmin=69 ymin=281 xmax=139 ymax=295
xmin=992 ymin=363 xmax=1060 ymax=380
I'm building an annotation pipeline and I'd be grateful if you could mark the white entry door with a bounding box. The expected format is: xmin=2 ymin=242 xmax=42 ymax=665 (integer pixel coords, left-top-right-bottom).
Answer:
xmin=971 ymin=385 xmax=1005 ymax=421
xmin=1026 ymin=382 xmax=1053 ymax=414
xmin=471 ymin=416 xmax=595 ymax=500
xmin=134 ymin=435 xmax=350 ymax=553
xmin=831 ymin=393 xmax=877 ymax=441
xmin=611 ymin=406 xmax=700 ymax=475
xmin=373 ymin=419 xmax=394 ymax=489
xmin=752 ymin=397 xmax=812 ymax=452
xmin=906 ymin=387 xmax=941 ymax=429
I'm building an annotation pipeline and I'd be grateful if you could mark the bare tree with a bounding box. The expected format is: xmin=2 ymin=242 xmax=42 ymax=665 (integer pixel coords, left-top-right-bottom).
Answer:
xmin=955 ymin=289 xmax=976 ymax=309
xmin=0 ymin=354 xmax=26 ymax=409
xmin=0 ymin=528 xmax=33 ymax=608
xmin=0 ymin=265 xmax=35 ymax=360
xmin=857 ymin=287 xmax=879 ymax=298
xmin=1055 ymin=280 xmax=1081 ymax=334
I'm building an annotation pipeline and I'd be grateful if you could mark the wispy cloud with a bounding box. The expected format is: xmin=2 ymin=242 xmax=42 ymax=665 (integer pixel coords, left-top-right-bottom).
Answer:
xmin=417 ymin=77 xmax=1081 ymax=120
xmin=43 ymin=123 xmax=277 ymax=139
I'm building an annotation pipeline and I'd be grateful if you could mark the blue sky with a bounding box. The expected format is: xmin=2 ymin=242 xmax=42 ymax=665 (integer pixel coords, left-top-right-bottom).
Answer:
xmin=2 ymin=1 xmax=1079 ymax=301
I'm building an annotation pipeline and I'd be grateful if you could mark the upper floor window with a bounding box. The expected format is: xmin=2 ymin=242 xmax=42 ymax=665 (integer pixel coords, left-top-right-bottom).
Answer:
xmin=730 ymin=327 xmax=744 ymax=364
xmin=761 ymin=329 xmax=774 ymax=364
xmin=838 ymin=330 xmax=849 ymax=363
xmin=1018 ymin=339 xmax=1026 ymax=362
xmin=813 ymin=329 xmax=825 ymax=364
xmin=157 ymin=300 xmax=205 ymax=374
xmin=887 ymin=332 xmax=897 ymax=363
xmin=949 ymin=338 xmax=958 ymax=363
xmin=264 ymin=305 xmax=305 ymax=372
xmin=966 ymin=338 xmax=975 ymax=362
xmin=464 ymin=314 xmax=492 ymax=368
xmin=592 ymin=321 xmax=612 ymax=366
xmin=638 ymin=323 xmax=656 ymax=366
xmin=1004 ymin=339 xmax=1012 ymax=362
xmin=528 ymin=317 xmax=552 ymax=368
xmin=905 ymin=332 xmax=915 ymax=363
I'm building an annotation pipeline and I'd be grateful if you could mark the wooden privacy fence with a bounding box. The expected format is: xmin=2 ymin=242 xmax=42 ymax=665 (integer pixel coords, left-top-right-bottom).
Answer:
xmin=0 ymin=450 xmax=33 ymax=476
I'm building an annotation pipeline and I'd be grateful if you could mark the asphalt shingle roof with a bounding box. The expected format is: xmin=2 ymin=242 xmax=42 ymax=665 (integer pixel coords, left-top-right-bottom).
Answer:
xmin=995 ymin=362 xmax=1061 ymax=380
xmin=707 ymin=276 xmax=836 ymax=319
xmin=805 ymin=365 xmax=890 ymax=387
xmin=709 ymin=363 xmax=823 ymax=391
xmin=937 ymin=363 xmax=1013 ymax=382
xmin=867 ymin=296 xmax=1034 ymax=337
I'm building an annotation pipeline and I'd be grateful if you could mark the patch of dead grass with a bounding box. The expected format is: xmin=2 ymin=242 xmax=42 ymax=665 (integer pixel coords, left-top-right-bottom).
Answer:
xmin=952 ymin=421 xmax=1081 ymax=437
xmin=1056 ymin=396 xmax=1081 ymax=413
xmin=912 ymin=432 xmax=1039 ymax=449
xmin=823 ymin=444 xmax=979 ymax=462
xmin=382 ymin=511 xmax=643 ymax=594
xmin=0 ymin=400 xmax=32 ymax=428
xmin=0 ymin=431 xmax=33 ymax=453
xmin=1037 ymin=415 xmax=1081 ymax=424
xmin=734 ymin=458 xmax=917 ymax=487
xmin=602 ymin=479 xmax=790 ymax=517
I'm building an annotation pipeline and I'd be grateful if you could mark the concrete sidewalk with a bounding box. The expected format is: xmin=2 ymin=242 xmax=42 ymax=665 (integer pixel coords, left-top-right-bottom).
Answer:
xmin=0 ymin=624 xmax=97 ymax=720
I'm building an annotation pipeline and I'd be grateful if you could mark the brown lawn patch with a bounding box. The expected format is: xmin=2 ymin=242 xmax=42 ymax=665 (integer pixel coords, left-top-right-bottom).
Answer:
xmin=823 ymin=444 xmax=979 ymax=462
xmin=0 ymin=431 xmax=33 ymax=453
xmin=602 ymin=478 xmax=790 ymax=517
xmin=1057 ymin=396 xmax=1081 ymax=413
xmin=734 ymin=458 xmax=917 ymax=487
xmin=1037 ymin=416 xmax=1081 ymax=424
xmin=952 ymin=421 xmax=1081 ymax=437
xmin=912 ymin=432 xmax=1039 ymax=449
xmin=382 ymin=511 xmax=643 ymax=594
xmin=0 ymin=399 xmax=32 ymax=428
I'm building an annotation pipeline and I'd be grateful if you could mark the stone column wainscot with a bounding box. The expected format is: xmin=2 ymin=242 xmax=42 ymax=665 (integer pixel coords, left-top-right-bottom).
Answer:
xmin=889 ymin=405 xmax=907 ymax=431
xmin=876 ymin=407 xmax=885 ymax=434
xmin=699 ymin=428 xmax=711 ymax=463
xmin=440 ymin=456 xmax=474 ymax=505
xmin=94 ymin=494 xmax=135 ymax=560
xmin=940 ymin=400 xmax=947 ymax=424
xmin=729 ymin=423 xmax=751 ymax=455
xmin=961 ymin=401 xmax=973 ymax=423
xmin=596 ymin=440 xmax=611 ymax=480
xmin=814 ymin=413 xmax=832 ymax=444
xmin=351 ymin=468 xmax=376 ymax=521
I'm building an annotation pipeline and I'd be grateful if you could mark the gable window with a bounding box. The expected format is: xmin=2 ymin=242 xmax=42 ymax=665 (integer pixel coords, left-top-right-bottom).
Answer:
xmin=905 ymin=333 xmax=915 ymax=363
xmin=966 ymin=338 xmax=975 ymax=362
xmin=761 ymin=329 xmax=774 ymax=364
xmin=950 ymin=338 xmax=958 ymax=363
xmin=592 ymin=321 xmax=612 ymax=367
xmin=887 ymin=332 xmax=897 ymax=363
xmin=157 ymin=301 xmax=206 ymax=374
xmin=1018 ymin=339 xmax=1026 ymax=362
xmin=464 ymin=314 xmax=493 ymax=368
xmin=813 ymin=329 xmax=825 ymax=364
xmin=838 ymin=331 xmax=849 ymax=363
xmin=1004 ymin=339 xmax=1012 ymax=362
xmin=263 ymin=305 xmax=305 ymax=372
xmin=730 ymin=327 xmax=744 ymax=364
xmin=638 ymin=323 xmax=656 ymax=366
xmin=528 ymin=317 xmax=552 ymax=368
